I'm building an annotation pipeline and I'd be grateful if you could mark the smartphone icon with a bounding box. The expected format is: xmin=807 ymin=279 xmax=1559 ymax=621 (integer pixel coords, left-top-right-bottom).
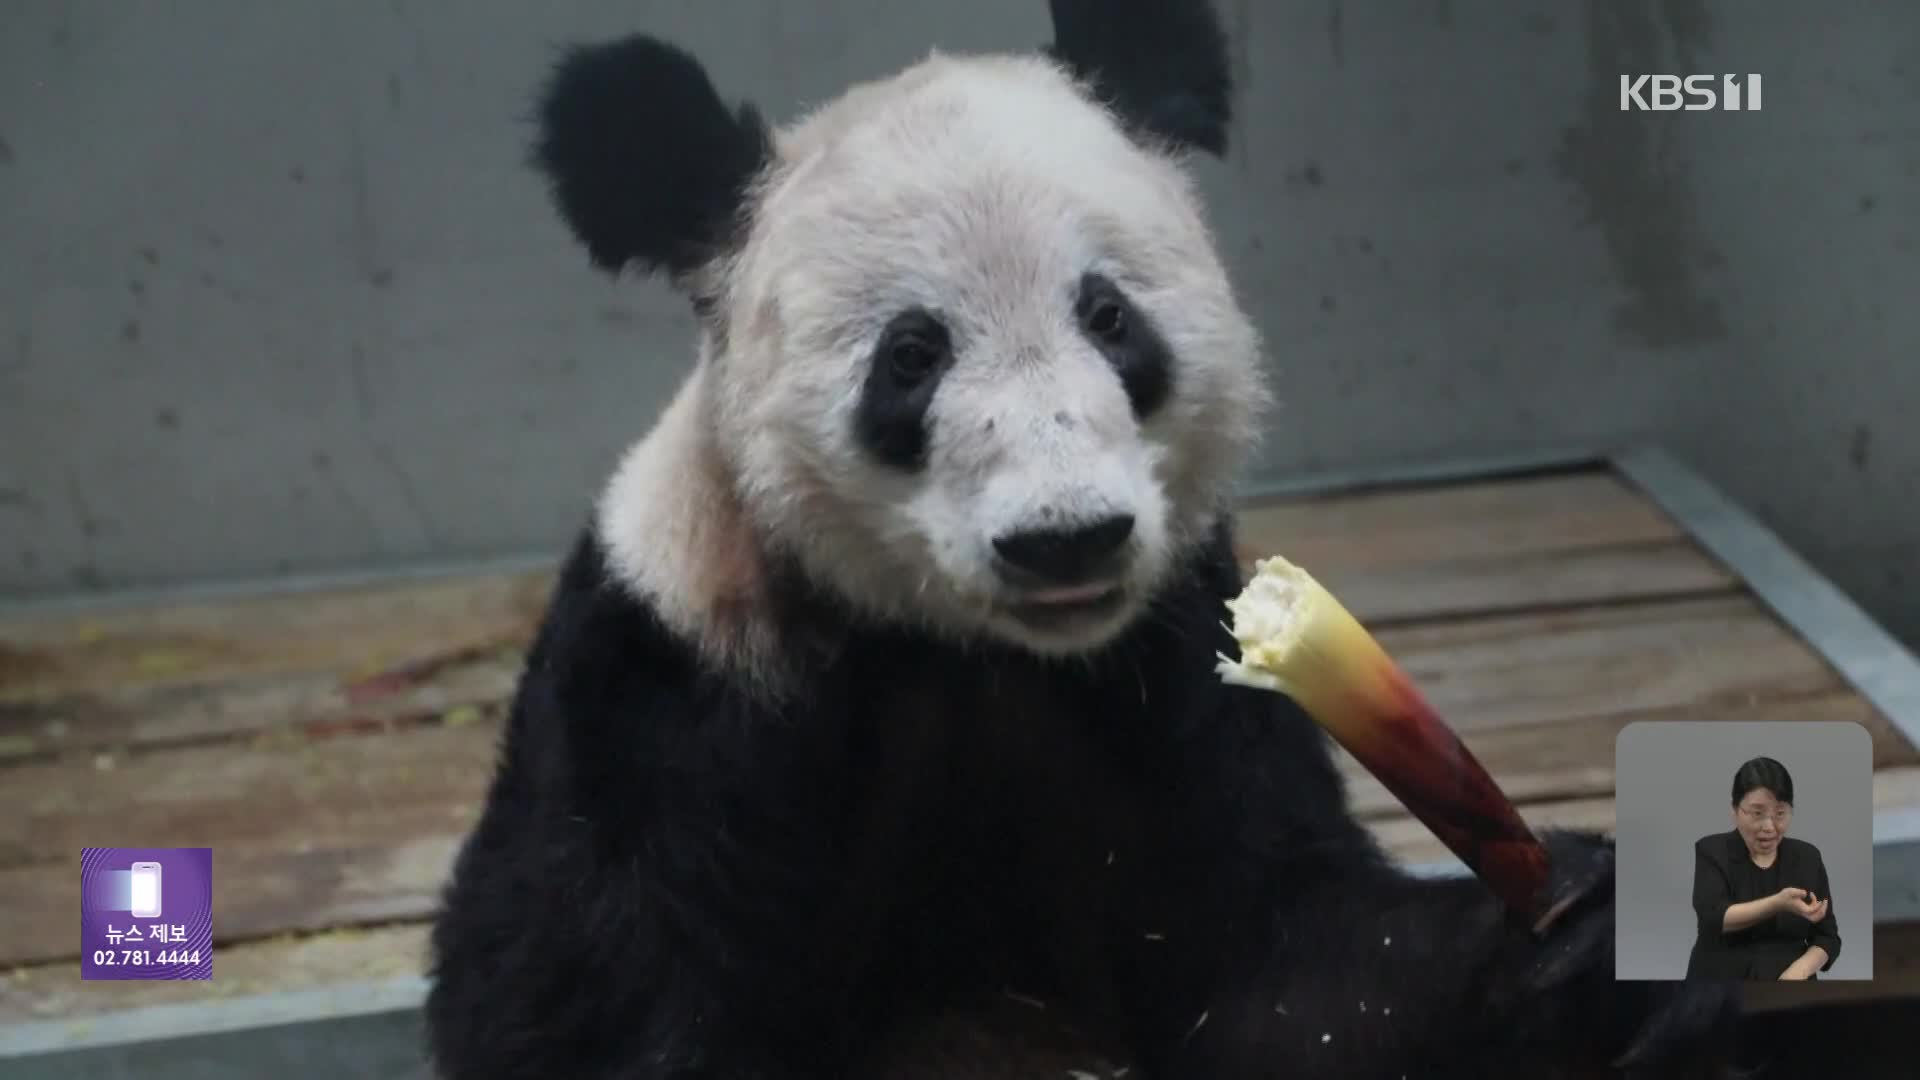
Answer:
xmin=129 ymin=862 xmax=162 ymax=919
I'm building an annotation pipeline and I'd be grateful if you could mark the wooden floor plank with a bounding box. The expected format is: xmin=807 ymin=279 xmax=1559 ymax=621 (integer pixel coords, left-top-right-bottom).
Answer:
xmin=0 ymin=569 xmax=552 ymax=706
xmin=0 ymin=644 xmax=519 ymax=761
xmin=1244 ymin=470 xmax=1689 ymax=561
xmin=1246 ymin=541 xmax=1740 ymax=628
xmin=0 ymin=924 xmax=428 ymax=1026
xmin=1234 ymin=470 xmax=1739 ymax=622
xmin=1371 ymin=594 xmax=1845 ymax=734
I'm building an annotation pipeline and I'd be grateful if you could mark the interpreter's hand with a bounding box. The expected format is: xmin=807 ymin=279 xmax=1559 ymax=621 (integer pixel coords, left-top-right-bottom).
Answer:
xmin=1770 ymin=887 xmax=1820 ymax=918
xmin=1800 ymin=893 xmax=1829 ymax=923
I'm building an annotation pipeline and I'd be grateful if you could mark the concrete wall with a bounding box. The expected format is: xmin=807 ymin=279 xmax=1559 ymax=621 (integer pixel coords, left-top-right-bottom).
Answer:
xmin=2 ymin=1 xmax=1915 ymax=642
xmin=1652 ymin=2 xmax=1920 ymax=645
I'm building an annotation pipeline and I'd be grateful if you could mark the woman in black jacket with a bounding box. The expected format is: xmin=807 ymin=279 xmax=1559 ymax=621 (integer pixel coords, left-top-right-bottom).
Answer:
xmin=1686 ymin=756 xmax=1841 ymax=980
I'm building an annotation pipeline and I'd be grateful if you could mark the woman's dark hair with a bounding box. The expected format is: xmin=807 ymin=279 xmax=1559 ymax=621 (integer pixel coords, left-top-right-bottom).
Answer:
xmin=1731 ymin=756 xmax=1794 ymax=807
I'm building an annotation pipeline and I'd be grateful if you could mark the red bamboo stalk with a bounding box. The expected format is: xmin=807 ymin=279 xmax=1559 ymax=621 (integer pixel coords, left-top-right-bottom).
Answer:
xmin=1218 ymin=555 xmax=1561 ymax=930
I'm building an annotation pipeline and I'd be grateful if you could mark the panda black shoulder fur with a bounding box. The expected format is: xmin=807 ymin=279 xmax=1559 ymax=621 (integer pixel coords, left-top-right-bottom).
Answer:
xmin=425 ymin=3 xmax=1741 ymax=1076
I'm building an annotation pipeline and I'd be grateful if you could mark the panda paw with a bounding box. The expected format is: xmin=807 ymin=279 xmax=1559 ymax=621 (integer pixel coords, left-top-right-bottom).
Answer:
xmin=1503 ymin=828 xmax=1741 ymax=1073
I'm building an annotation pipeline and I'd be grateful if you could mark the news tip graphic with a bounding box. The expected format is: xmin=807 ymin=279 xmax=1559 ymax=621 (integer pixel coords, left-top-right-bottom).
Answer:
xmin=81 ymin=847 xmax=213 ymax=981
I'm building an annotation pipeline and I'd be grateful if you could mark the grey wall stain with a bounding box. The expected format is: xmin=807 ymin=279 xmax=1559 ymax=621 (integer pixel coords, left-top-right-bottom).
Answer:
xmin=1850 ymin=424 xmax=1873 ymax=471
xmin=63 ymin=473 xmax=106 ymax=541
xmin=1886 ymin=549 xmax=1911 ymax=590
xmin=1654 ymin=0 xmax=1714 ymax=68
xmin=373 ymin=442 xmax=442 ymax=547
xmin=1326 ymin=0 xmax=1345 ymax=66
xmin=0 ymin=134 xmax=13 ymax=165
xmin=313 ymin=450 xmax=375 ymax=546
xmin=349 ymin=343 xmax=378 ymax=420
xmin=346 ymin=117 xmax=390 ymax=286
xmin=1229 ymin=0 xmax=1253 ymax=174
xmin=390 ymin=0 xmax=432 ymax=73
xmin=1229 ymin=0 xmax=1253 ymax=89
xmin=1555 ymin=0 xmax=1726 ymax=347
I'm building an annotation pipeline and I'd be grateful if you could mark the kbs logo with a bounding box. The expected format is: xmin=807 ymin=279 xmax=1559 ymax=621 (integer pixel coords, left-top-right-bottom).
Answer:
xmin=1620 ymin=74 xmax=1762 ymax=111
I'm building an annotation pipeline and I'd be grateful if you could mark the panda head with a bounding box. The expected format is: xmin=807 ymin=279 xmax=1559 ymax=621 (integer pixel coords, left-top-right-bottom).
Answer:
xmin=538 ymin=1 xmax=1267 ymax=661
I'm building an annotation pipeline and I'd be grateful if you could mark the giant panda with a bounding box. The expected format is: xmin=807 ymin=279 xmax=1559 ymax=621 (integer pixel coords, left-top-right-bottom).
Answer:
xmin=422 ymin=2 xmax=1747 ymax=1077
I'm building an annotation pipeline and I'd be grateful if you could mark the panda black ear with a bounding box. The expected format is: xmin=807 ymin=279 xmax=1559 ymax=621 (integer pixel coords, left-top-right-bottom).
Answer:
xmin=1045 ymin=0 xmax=1233 ymax=157
xmin=532 ymin=34 xmax=772 ymax=279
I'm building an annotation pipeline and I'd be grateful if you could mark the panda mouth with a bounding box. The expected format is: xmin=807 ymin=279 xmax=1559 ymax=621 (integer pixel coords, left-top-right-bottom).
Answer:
xmin=1003 ymin=582 xmax=1127 ymax=628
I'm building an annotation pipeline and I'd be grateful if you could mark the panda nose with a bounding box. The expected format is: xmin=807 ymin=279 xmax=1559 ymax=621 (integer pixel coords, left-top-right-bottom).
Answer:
xmin=992 ymin=514 xmax=1135 ymax=585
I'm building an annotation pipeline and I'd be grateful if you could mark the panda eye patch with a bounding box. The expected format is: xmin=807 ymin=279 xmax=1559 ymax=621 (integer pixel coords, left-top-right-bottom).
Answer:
xmin=1075 ymin=273 xmax=1171 ymax=420
xmin=856 ymin=308 xmax=953 ymax=470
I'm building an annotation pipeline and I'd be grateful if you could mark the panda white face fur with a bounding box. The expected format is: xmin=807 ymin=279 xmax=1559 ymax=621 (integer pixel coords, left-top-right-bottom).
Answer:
xmin=716 ymin=55 xmax=1264 ymax=656
xmin=539 ymin=7 xmax=1263 ymax=683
